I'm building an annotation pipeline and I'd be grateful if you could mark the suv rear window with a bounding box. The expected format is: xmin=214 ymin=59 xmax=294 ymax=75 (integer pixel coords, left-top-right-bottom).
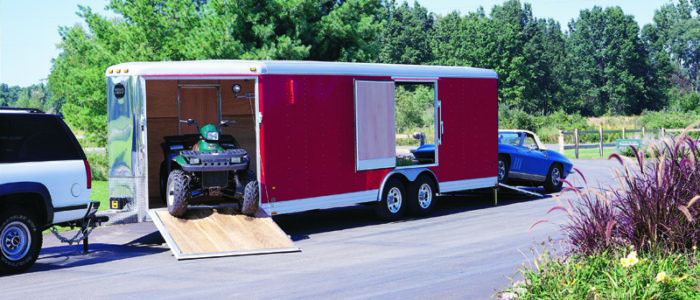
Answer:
xmin=0 ymin=114 xmax=83 ymax=163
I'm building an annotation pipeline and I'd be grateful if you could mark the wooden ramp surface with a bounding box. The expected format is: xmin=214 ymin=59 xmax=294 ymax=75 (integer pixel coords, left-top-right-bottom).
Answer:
xmin=149 ymin=207 xmax=299 ymax=260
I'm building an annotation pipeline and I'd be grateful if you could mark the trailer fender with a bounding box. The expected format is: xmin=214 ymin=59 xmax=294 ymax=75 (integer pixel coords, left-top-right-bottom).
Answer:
xmin=376 ymin=168 xmax=439 ymax=202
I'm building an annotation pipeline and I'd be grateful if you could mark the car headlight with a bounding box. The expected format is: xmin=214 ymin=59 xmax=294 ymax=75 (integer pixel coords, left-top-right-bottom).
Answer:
xmin=190 ymin=157 xmax=201 ymax=164
xmin=205 ymin=131 xmax=219 ymax=140
xmin=230 ymin=156 xmax=241 ymax=163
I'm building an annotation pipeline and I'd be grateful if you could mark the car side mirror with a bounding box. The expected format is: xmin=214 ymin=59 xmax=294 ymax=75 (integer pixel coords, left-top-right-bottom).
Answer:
xmin=528 ymin=144 xmax=538 ymax=151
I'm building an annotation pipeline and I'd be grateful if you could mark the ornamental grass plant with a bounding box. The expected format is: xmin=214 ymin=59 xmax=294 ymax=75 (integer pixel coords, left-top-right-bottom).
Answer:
xmin=500 ymin=121 xmax=700 ymax=298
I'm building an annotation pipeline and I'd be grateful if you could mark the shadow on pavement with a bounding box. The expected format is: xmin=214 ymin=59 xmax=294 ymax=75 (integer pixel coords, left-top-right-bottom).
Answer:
xmin=274 ymin=189 xmax=552 ymax=241
xmin=27 ymin=231 xmax=169 ymax=274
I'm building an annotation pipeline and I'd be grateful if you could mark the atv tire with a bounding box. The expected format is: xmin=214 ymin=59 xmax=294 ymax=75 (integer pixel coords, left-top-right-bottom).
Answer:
xmin=167 ymin=169 xmax=190 ymax=217
xmin=241 ymin=180 xmax=259 ymax=216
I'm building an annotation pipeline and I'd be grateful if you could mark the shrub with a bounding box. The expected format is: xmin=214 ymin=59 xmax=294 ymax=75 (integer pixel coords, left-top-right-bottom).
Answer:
xmin=539 ymin=122 xmax=700 ymax=256
xmin=85 ymin=150 xmax=108 ymax=181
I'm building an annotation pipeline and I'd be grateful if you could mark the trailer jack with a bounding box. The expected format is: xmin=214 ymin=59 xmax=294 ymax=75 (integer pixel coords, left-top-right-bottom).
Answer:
xmin=50 ymin=201 xmax=109 ymax=253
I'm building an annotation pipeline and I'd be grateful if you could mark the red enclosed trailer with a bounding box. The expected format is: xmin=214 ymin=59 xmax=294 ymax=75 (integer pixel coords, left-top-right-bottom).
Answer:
xmin=106 ymin=60 xmax=498 ymax=223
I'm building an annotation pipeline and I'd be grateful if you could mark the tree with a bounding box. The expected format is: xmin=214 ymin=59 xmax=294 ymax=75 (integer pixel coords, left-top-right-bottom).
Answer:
xmin=49 ymin=0 xmax=385 ymax=146
xmin=565 ymin=6 xmax=657 ymax=116
xmin=377 ymin=1 xmax=435 ymax=64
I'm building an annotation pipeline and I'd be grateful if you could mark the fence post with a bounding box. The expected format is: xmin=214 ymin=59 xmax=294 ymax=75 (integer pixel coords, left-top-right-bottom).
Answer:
xmin=558 ymin=130 xmax=564 ymax=153
xmin=599 ymin=127 xmax=603 ymax=157
xmin=574 ymin=128 xmax=579 ymax=159
xmin=642 ymin=126 xmax=645 ymax=139
xmin=622 ymin=128 xmax=626 ymax=139
xmin=661 ymin=128 xmax=665 ymax=138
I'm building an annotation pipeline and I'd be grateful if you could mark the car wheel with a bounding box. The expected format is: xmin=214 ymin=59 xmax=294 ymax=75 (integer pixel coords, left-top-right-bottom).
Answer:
xmin=543 ymin=163 xmax=563 ymax=193
xmin=0 ymin=207 xmax=42 ymax=274
xmin=375 ymin=178 xmax=406 ymax=221
xmin=167 ymin=169 xmax=190 ymax=217
xmin=241 ymin=180 xmax=259 ymax=216
xmin=408 ymin=175 xmax=437 ymax=217
xmin=498 ymin=154 xmax=510 ymax=183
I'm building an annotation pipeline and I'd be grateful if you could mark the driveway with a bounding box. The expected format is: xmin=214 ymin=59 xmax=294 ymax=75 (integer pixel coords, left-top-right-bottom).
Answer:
xmin=1 ymin=159 xmax=622 ymax=299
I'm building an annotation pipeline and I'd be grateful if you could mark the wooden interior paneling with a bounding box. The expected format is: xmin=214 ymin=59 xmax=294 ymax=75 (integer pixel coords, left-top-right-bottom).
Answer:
xmin=145 ymin=79 xmax=258 ymax=208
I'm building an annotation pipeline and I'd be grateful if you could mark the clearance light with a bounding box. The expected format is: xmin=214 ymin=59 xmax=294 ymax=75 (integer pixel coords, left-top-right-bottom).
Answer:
xmin=288 ymin=80 xmax=295 ymax=104
xmin=116 ymin=69 xmax=121 ymax=73
xmin=124 ymin=69 xmax=129 ymax=73
xmin=108 ymin=69 xmax=113 ymax=74
xmin=250 ymin=67 xmax=257 ymax=72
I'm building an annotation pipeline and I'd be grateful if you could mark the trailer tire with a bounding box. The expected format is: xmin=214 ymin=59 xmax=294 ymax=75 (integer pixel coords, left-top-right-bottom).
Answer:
xmin=543 ymin=163 xmax=563 ymax=193
xmin=375 ymin=178 xmax=406 ymax=221
xmin=498 ymin=154 xmax=510 ymax=183
xmin=0 ymin=206 xmax=42 ymax=275
xmin=407 ymin=175 xmax=436 ymax=216
xmin=241 ymin=180 xmax=259 ymax=216
xmin=167 ymin=169 xmax=190 ymax=217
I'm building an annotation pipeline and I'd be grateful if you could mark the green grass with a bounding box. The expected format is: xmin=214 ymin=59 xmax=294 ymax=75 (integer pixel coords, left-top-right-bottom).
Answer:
xmin=91 ymin=180 xmax=109 ymax=211
xmin=561 ymin=148 xmax=618 ymax=159
xmin=500 ymin=247 xmax=700 ymax=299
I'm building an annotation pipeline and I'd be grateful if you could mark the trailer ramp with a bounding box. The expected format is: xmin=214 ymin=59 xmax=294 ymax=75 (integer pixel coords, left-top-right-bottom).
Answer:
xmin=149 ymin=207 xmax=299 ymax=260
xmin=498 ymin=183 xmax=543 ymax=198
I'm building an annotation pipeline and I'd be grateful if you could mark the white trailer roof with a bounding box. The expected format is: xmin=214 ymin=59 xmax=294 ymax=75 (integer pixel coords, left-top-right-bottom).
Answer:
xmin=106 ymin=60 xmax=497 ymax=79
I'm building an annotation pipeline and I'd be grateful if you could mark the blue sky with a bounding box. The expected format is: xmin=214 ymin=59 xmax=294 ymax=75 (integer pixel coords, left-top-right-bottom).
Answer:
xmin=0 ymin=0 xmax=671 ymax=87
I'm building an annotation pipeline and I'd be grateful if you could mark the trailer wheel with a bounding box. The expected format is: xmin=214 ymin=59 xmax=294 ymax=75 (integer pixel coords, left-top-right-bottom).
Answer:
xmin=241 ymin=180 xmax=259 ymax=216
xmin=407 ymin=175 xmax=436 ymax=216
xmin=167 ymin=169 xmax=190 ymax=217
xmin=543 ymin=163 xmax=563 ymax=193
xmin=375 ymin=178 xmax=406 ymax=221
xmin=0 ymin=206 xmax=41 ymax=274
xmin=498 ymin=154 xmax=510 ymax=183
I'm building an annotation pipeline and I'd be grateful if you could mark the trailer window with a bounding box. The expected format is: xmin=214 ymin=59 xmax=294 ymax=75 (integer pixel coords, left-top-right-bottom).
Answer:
xmin=354 ymin=80 xmax=396 ymax=171
xmin=395 ymin=82 xmax=436 ymax=166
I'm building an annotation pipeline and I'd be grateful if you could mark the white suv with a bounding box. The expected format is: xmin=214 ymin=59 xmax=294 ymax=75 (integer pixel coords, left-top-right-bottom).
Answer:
xmin=0 ymin=108 xmax=105 ymax=274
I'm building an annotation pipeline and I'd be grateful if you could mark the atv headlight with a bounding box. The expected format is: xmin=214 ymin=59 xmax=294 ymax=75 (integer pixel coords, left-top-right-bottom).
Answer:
xmin=205 ymin=131 xmax=219 ymax=140
xmin=190 ymin=157 xmax=201 ymax=164
xmin=230 ymin=156 xmax=241 ymax=163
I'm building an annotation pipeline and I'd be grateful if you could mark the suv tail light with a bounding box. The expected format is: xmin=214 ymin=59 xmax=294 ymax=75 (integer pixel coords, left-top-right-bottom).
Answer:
xmin=84 ymin=159 xmax=92 ymax=189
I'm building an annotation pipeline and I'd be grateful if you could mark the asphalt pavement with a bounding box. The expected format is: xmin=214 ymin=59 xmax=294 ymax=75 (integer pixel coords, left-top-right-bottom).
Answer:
xmin=1 ymin=159 xmax=623 ymax=299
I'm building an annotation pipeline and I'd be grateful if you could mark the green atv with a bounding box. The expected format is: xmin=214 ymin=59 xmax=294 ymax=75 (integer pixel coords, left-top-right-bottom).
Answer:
xmin=160 ymin=119 xmax=258 ymax=217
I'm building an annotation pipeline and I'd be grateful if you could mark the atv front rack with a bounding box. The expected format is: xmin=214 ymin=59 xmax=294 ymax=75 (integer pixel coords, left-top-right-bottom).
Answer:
xmin=180 ymin=149 xmax=249 ymax=172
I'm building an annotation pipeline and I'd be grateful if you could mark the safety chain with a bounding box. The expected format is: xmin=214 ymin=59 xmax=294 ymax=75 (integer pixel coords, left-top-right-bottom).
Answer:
xmin=49 ymin=219 xmax=96 ymax=245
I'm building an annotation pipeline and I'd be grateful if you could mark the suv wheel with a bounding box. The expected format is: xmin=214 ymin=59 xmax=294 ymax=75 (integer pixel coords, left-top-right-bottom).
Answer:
xmin=0 ymin=207 xmax=42 ymax=274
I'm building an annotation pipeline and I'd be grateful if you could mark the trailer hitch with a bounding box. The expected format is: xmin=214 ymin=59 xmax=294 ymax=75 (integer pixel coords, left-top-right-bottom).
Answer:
xmin=49 ymin=201 xmax=109 ymax=253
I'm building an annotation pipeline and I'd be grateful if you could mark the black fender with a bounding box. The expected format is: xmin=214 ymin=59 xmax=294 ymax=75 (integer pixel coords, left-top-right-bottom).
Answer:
xmin=0 ymin=182 xmax=53 ymax=225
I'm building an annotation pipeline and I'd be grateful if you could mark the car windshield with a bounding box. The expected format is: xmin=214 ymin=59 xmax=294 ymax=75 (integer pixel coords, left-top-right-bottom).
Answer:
xmin=498 ymin=132 xmax=522 ymax=146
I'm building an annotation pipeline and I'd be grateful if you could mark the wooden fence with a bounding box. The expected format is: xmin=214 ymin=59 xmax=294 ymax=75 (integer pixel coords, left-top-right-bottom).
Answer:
xmin=558 ymin=127 xmax=700 ymax=158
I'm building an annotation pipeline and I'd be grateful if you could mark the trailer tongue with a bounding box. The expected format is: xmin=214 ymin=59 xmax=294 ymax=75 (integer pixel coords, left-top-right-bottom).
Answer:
xmin=149 ymin=207 xmax=299 ymax=260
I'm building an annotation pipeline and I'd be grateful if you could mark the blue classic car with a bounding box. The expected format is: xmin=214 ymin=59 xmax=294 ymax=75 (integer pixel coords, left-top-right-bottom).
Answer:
xmin=498 ymin=130 xmax=573 ymax=192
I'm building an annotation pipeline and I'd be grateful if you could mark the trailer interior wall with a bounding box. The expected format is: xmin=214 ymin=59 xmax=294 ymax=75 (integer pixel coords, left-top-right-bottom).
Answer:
xmin=145 ymin=79 xmax=257 ymax=207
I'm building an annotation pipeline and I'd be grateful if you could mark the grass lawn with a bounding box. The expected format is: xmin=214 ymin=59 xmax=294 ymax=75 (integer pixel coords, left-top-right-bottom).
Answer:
xmin=91 ymin=180 xmax=109 ymax=211
xmin=562 ymin=148 xmax=619 ymax=159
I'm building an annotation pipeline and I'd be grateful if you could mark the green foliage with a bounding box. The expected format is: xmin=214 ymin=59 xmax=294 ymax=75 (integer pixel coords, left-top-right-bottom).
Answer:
xmin=0 ymin=83 xmax=60 ymax=113
xmin=565 ymin=6 xmax=661 ymax=116
xmin=641 ymin=110 xmax=700 ymax=129
xmin=395 ymin=84 xmax=434 ymax=133
xmin=501 ymin=246 xmax=700 ymax=299
xmin=49 ymin=0 xmax=384 ymax=147
xmin=85 ymin=150 xmax=108 ymax=181
xmin=378 ymin=1 xmax=434 ymax=64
